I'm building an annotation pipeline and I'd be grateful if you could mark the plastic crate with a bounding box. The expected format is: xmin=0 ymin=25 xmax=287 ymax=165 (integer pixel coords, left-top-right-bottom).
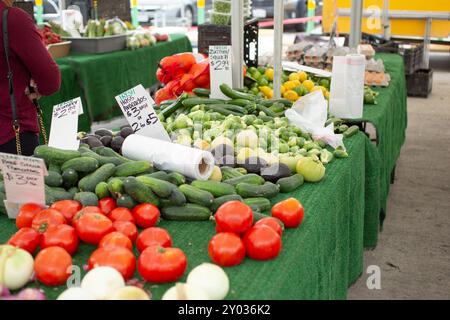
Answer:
xmin=399 ymin=43 xmax=424 ymax=75
xmin=198 ymin=18 xmax=259 ymax=67
xmin=63 ymin=34 xmax=127 ymax=54
xmin=406 ymin=69 xmax=433 ymax=98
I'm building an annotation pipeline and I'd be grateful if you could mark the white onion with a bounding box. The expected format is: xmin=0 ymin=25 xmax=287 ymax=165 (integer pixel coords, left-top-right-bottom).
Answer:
xmin=0 ymin=245 xmax=34 ymax=290
xmin=162 ymin=283 xmax=209 ymax=300
xmin=57 ymin=287 xmax=95 ymax=300
xmin=186 ymin=263 xmax=229 ymax=300
xmin=81 ymin=267 xmax=125 ymax=300
xmin=109 ymin=286 xmax=150 ymax=300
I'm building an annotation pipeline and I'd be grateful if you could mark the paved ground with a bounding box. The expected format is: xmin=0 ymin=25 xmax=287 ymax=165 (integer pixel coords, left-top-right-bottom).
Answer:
xmin=347 ymin=51 xmax=450 ymax=300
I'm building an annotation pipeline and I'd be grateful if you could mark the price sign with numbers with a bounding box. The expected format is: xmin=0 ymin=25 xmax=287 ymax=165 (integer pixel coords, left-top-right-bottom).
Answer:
xmin=115 ymin=85 xmax=170 ymax=141
xmin=0 ymin=153 xmax=47 ymax=218
xmin=209 ymin=45 xmax=233 ymax=99
xmin=48 ymin=97 xmax=83 ymax=150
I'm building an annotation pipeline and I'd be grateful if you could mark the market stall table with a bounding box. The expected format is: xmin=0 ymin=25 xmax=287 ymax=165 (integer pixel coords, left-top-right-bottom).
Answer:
xmin=349 ymin=53 xmax=408 ymax=243
xmin=39 ymin=34 xmax=193 ymax=134
xmin=0 ymin=132 xmax=381 ymax=300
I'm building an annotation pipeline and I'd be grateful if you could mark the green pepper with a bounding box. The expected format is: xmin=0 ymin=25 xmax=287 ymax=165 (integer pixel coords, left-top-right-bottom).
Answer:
xmin=343 ymin=125 xmax=359 ymax=138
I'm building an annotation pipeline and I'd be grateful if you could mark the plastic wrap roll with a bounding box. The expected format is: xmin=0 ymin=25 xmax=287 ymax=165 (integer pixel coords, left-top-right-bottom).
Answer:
xmin=122 ymin=134 xmax=215 ymax=180
xmin=329 ymin=54 xmax=366 ymax=119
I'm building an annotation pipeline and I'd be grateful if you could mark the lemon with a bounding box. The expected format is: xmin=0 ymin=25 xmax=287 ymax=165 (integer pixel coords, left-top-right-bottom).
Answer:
xmin=259 ymin=86 xmax=273 ymax=99
xmin=283 ymin=80 xmax=297 ymax=91
xmin=288 ymin=72 xmax=300 ymax=81
xmin=302 ymin=80 xmax=315 ymax=92
xmin=264 ymin=68 xmax=274 ymax=81
xmin=298 ymin=71 xmax=308 ymax=83
xmin=283 ymin=90 xmax=299 ymax=102
xmin=280 ymin=86 xmax=286 ymax=95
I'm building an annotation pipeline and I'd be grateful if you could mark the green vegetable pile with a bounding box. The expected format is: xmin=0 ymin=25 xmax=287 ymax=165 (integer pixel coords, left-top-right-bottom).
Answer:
xmin=364 ymin=86 xmax=379 ymax=105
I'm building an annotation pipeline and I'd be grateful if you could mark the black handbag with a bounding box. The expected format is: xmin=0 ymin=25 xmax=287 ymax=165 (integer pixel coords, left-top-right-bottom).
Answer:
xmin=2 ymin=7 xmax=47 ymax=155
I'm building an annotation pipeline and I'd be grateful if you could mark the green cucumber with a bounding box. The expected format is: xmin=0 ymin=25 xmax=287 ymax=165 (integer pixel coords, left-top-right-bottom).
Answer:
xmin=45 ymin=186 xmax=73 ymax=201
xmin=223 ymin=174 xmax=265 ymax=186
xmin=276 ymin=174 xmax=304 ymax=193
xmin=193 ymin=88 xmax=211 ymax=97
xmin=62 ymin=169 xmax=79 ymax=189
xmin=95 ymin=182 xmax=110 ymax=199
xmin=256 ymin=104 xmax=277 ymax=117
xmin=107 ymin=178 xmax=124 ymax=199
xmin=167 ymin=172 xmax=186 ymax=186
xmin=146 ymin=171 xmax=170 ymax=181
xmin=48 ymin=163 xmax=61 ymax=174
xmin=343 ymin=125 xmax=359 ymax=138
xmin=67 ymin=187 xmax=78 ymax=198
xmin=205 ymin=104 xmax=247 ymax=114
xmin=94 ymin=146 xmax=131 ymax=164
xmin=182 ymin=97 xmax=224 ymax=108
xmin=73 ymin=191 xmax=98 ymax=206
xmin=168 ymin=186 xmax=187 ymax=206
xmin=203 ymin=105 xmax=243 ymax=116
xmin=243 ymin=197 xmax=272 ymax=212
xmin=79 ymin=148 xmax=123 ymax=166
xmin=191 ymin=180 xmax=236 ymax=197
xmin=114 ymin=161 xmax=152 ymax=177
xmin=135 ymin=176 xmax=174 ymax=198
xmin=123 ymin=177 xmax=159 ymax=206
xmin=236 ymin=182 xmax=280 ymax=199
xmin=178 ymin=184 xmax=214 ymax=207
xmin=220 ymin=84 xmax=255 ymax=101
xmin=211 ymin=194 xmax=243 ymax=212
xmin=161 ymin=93 xmax=189 ymax=118
xmin=116 ymin=194 xmax=138 ymax=209
xmin=61 ymin=157 xmax=99 ymax=173
xmin=220 ymin=166 xmax=243 ymax=180
xmin=161 ymin=204 xmax=212 ymax=221
xmin=34 ymin=145 xmax=81 ymax=165
xmin=78 ymin=163 xmax=115 ymax=192
xmin=45 ymin=171 xmax=63 ymax=187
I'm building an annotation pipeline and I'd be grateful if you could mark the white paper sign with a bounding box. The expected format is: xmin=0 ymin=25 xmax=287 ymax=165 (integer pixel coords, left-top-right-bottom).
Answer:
xmin=209 ymin=45 xmax=233 ymax=99
xmin=115 ymin=84 xmax=170 ymax=141
xmin=48 ymin=97 xmax=83 ymax=150
xmin=0 ymin=153 xmax=47 ymax=218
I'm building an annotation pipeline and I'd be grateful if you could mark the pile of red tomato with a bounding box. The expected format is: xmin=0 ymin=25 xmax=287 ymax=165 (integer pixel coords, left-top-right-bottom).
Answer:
xmin=208 ymin=198 xmax=305 ymax=267
xmin=7 ymin=197 xmax=187 ymax=287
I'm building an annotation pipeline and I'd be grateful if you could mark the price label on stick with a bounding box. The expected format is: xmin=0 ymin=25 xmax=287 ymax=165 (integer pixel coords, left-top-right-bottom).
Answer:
xmin=0 ymin=153 xmax=47 ymax=219
xmin=115 ymin=84 xmax=170 ymax=141
xmin=209 ymin=45 xmax=233 ymax=99
xmin=48 ymin=97 xmax=83 ymax=150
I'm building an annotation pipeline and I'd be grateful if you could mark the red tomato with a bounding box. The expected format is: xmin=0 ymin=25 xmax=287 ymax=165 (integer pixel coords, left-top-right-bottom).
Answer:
xmin=243 ymin=225 xmax=282 ymax=261
xmin=136 ymin=227 xmax=172 ymax=253
xmin=214 ymin=201 xmax=253 ymax=235
xmin=34 ymin=246 xmax=72 ymax=286
xmin=40 ymin=224 xmax=79 ymax=255
xmin=254 ymin=217 xmax=284 ymax=236
xmin=109 ymin=207 xmax=135 ymax=223
xmin=75 ymin=212 xmax=113 ymax=245
xmin=16 ymin=203 xmax=43 ymax=229
xmin=89 ymin=247 xmax=136 ymax=280
xmin=98 ymin=197 xmax=117 ymax=215
xmin=99 ymin=231 xmax=133 ymax=251
xmin=113 ymin=221 xmax=138 ymax=243
xmin=71 ymin=206 xmax=104 ymax=228
xmin=7 ymin=227 xmax=40 ymax=254
xmin=271 ymin=198 xmax=304 ymax=228
xmin=31 ymin=209 xmax=66 ymax=233
xmin=132 ymin=203 xmax=160 ymax=229
xmin=208 ymin=232 xmax=245 ymax=267
xmin=50 ymin=200 xmax=82 ymax=222
xmin=138 ymin=246 xmax=187 ymax=283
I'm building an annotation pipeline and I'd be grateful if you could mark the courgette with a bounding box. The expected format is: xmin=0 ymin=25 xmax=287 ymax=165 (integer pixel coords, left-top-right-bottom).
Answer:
xmin=203 ymin=105 xmax=244 ymax=116
xmin=161 ymin=93 xmax=189 ymax=118
xmin=191 ymin=180 xmax=236 ymax=197
xmin=123 ymin=177 xmax=159 ymax=206
xmin=223 ymin=174 xmax=265 ymax=186
xmin=182 ymin=97 xmax=224 ymax=108
xmin=236 ymin=182 xmax=280 ymax=199
xmin=178 ymin=184 xmax=214 ymax=207
xmin=220 ymin=84 xmax=255 ymax=101
xmin=276 ymin=174 xmax=304 ymax=193
xmin=193 ymin=88 xmax=210 ymax=97
xmin=161 ymin=204 xmax=212 ymax=221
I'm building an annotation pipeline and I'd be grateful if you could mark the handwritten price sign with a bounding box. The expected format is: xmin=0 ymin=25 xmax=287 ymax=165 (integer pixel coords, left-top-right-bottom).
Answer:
xmin=0 ymin=153 xmax=47 ymax=218
xmin=116 ymin=85 xmax=170 ymax=141
xmin=48 ymin=97 xmax=83 ymax=150
xmin=209 ymin=45 xmax=233 ymax=99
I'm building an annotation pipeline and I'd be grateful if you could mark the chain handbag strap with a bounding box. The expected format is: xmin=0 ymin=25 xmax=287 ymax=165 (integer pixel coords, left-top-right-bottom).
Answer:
xmin=2 ymin=7 xmax=22 ymax=155
xmin=37 ymin=106 xmax=48 ymax=145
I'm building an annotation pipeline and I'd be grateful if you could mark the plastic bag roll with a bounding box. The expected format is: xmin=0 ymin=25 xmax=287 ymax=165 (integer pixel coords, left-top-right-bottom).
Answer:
xmin=330 ymin=54 xmax=366 ymax=119
xmin=122 ymin=135 xmax=215 ymax=180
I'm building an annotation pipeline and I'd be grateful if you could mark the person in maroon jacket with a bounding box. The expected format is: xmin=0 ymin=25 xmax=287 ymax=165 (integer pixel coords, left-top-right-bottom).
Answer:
xmin=0 ymin=0 xmax=61 ymax=155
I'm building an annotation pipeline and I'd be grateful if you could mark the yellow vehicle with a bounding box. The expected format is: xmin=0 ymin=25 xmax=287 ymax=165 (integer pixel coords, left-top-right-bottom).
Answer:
xmin=322 ymin=0 xmax=450 ymax=42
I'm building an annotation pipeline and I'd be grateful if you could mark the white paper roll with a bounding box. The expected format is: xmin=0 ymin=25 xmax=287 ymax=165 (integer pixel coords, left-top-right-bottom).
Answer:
xmin=122 ymin=135 xmax=215 ymax=181
xmin=329 ymin=54 xmax=366 ymax=119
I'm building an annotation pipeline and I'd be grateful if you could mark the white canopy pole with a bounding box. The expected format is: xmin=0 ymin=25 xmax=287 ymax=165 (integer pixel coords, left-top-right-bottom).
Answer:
xmin=382 ymin=0 xmax=391 ymax=40
xmin=349 ymin=0 xmax=363 ymax=49
xmin=273 ymin=0 xmax=284 ymax=99
xmin=231 ymin=0 xmax=244 ymax=88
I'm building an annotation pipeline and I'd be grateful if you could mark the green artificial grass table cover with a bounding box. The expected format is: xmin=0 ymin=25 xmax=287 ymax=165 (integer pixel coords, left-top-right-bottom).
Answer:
xmin=0 ymin=132 xmax=381 ymax=300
